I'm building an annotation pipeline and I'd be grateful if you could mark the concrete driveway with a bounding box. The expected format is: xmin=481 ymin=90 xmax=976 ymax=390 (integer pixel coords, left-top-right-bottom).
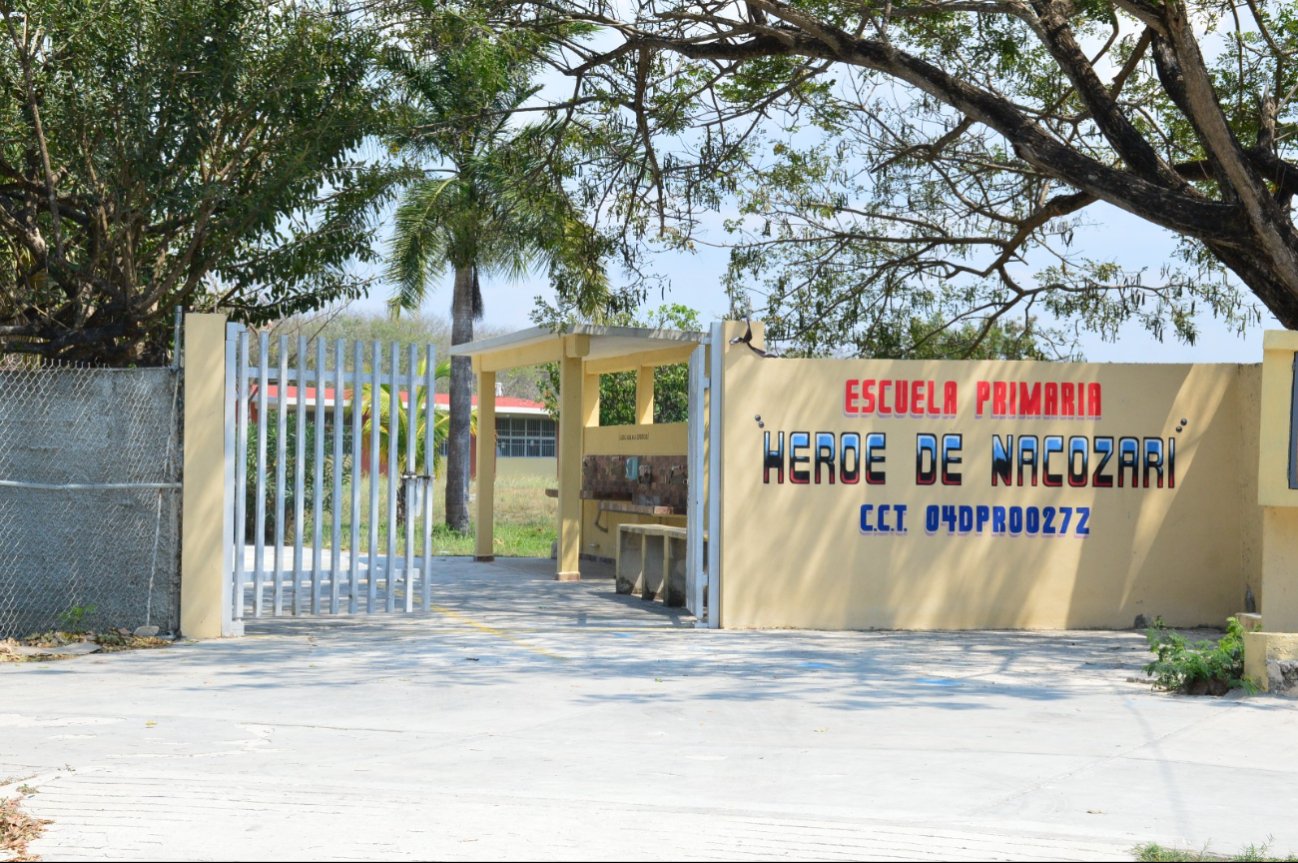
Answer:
xmin=3 ymin=557 xmax=1295 ymax=861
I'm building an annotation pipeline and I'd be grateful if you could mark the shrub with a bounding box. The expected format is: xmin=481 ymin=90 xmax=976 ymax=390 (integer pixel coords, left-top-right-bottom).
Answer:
xmin=1143 ymin=616 xmax=1254 ymax=696
xmin=243 ymin=410 xmax=336 ymax=544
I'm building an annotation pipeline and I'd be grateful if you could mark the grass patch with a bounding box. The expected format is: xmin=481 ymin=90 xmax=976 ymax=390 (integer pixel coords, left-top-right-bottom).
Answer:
xmin=271 ymin=469 xmax=557 ymax=558
xmin=1135 ymin=841 xmax=1298 ymax=861
xmin=1 ymin=795 xmax=49 ymax=861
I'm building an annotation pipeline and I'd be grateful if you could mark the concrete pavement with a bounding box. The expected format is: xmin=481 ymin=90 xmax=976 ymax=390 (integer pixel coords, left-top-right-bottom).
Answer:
xmin=3 ymin=557 xmax=1296 ymax=861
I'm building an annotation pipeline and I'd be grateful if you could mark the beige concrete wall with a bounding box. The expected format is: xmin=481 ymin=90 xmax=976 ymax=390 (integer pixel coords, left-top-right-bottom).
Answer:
xmin=719 ymin=350 xmax=1260 ymax=630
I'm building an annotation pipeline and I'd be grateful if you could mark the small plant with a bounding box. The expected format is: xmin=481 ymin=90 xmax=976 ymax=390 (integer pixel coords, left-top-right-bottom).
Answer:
xmin=56 ymin=604 xmax=96 ymax=634
xmin=1144 ymin=616 xmax=1255 ymax=695
xmin=1134 ymin=839 xmax=1298 ymax=861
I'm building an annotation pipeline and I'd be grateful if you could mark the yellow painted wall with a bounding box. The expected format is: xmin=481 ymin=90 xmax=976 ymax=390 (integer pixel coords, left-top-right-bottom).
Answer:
xmin=583 ymin=423 xmax=688 ymax=456
xmin=580 ymin=503 xmax=685 ymax=560
xmin=180 ymin=314 xmax=236 ymax=638
xmin=719 ymin=350 xmax=1261 ymax=630
xmin=1255 ymin=331 xmax=1298 ymax=631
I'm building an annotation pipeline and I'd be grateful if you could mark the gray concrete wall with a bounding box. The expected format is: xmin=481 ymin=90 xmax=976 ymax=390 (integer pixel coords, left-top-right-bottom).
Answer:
xmin=0 ymin=365 xmax=182 ymax=637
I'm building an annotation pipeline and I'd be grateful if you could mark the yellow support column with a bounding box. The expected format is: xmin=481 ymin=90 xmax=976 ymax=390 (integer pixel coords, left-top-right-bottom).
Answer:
xmin=556 ymin=335 xmax=590 ymax=580
xmin=180 ymin=313 xmax=238 ymax=638
xmin=636 ymin=365 xmax=654 ymax=425
xmin=1247 ymin=330 xmax=1298 ymax=690
xmin=475 ymin=364 xmax=496 ymax=561
xmin=583 ymin=368 xmax=601 ymax=428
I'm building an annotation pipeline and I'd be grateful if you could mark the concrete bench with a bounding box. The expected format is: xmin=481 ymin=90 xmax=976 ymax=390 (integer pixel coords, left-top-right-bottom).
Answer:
xmin=616 ymin=524 xmax=687 ymax=607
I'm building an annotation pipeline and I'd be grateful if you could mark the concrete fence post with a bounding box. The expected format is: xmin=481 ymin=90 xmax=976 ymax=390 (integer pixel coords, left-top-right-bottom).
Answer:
xmin=180 ymin=313 xmax=242 ymax=638
xmin=1245 ymin=331 xmax=1298 ymax=689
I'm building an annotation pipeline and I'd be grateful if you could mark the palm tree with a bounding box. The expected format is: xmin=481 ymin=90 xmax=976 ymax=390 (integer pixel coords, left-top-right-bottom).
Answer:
xmin=385 ymin=12 xmax=607 ymax=533
xmin=361 ymin=356 xmax=473 ymax=524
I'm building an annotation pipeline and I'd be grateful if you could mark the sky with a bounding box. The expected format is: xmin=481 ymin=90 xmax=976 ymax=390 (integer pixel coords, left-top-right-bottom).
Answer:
xmin=350 ymin=197 xmax=1281 ymax=365
xmin=347 ymin=16 xmax=1285 ymax=366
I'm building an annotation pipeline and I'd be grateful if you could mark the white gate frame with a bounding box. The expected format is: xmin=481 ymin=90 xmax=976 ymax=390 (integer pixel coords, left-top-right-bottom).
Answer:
xmin=685 ymin=327 xmax=725 ymax=629
xmin=223 ymin=324 xmax=437 ymax=622
xmin=686 ymin=344 xmax=706 ymax=622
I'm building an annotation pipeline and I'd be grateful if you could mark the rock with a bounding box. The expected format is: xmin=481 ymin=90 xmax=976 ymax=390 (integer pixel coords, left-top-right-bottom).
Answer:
xmin=16 ymin=641 xmax=100 ymax=658
xmin=1268 ymin=660 xmax=1298 ymax=695
xmin=133 ymin=625 xmax=160 ymax=638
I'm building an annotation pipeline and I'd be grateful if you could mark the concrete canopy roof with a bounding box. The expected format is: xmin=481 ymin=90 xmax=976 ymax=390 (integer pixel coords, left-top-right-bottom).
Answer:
xmin=448 ymin=325 xmax=705 ymax=374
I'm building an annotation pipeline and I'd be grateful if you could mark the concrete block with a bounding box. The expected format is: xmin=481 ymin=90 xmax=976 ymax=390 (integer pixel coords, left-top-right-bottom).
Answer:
xmin=665 ymin=535 xmax=687 ymax=607
xmin=1244 ymin=631 xmax=1298 ymax=693
xmin=641 ymin=538 xmax=666 ymax=601
xmin=1236 ymin=613 xmax=1263 ymax=631
xmin=616 ymin=530 xmax=644 ymax=595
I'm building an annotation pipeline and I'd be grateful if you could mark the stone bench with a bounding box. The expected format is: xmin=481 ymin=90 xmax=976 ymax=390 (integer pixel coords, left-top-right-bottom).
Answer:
xmin=616 ymin=524 xmax=687 ymax=607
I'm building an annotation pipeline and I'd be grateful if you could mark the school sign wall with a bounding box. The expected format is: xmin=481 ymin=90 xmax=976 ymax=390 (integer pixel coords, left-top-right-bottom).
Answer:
xmin=720 ymin=336 xmax=1262 ymax=631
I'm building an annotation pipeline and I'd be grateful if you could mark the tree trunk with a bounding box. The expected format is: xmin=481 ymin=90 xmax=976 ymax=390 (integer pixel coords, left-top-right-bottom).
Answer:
xmin=445 ymin=264 xmax=475 ymax=533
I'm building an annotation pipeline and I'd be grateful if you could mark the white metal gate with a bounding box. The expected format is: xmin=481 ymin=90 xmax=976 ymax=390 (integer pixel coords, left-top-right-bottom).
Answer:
xmin=685 ymin=326 xmax=723 ymax=628
xmin=226 ymin=324 xmax=438 ymax=618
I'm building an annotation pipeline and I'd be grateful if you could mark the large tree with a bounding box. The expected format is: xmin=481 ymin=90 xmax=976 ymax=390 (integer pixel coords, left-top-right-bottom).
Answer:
xmin=0 ymin=0 xmax=391 ymax=363
xmin=386 ymin=4 xmax=609 ymax=532
xmin=506 ymin=0 xmax=1298 ymax=355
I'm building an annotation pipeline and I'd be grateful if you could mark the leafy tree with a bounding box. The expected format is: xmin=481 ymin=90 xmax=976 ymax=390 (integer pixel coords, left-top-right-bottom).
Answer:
xmin=536 ymin=303 xmax=699 ymax=425
xmin=0 ymin=0 xmax=392 ymax=364
xmin=865 ymin=316 xmax=1064 ymax=360
xmin=268 ymin=309 xmax=544 ymax=400
xmin=385 ymin=3 xmax=609 ymax=532
xmin=361 ymin=355 xmax=472 ymax=524
xmin=243 ymin=412 xmax=333 ymax=545
xmin=506 ymin=0 xmax=1298 ymax=354
xmin=360 ymin=355 xmax=468 ymax=476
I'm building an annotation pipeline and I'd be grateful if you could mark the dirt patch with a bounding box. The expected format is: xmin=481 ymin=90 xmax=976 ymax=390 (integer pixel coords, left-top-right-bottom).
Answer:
xmin=1 ymin=629 xmax=172 ymax=663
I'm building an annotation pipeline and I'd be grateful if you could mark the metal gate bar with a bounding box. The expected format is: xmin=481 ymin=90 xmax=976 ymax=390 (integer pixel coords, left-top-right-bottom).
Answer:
xmin=386 ymin=342 xmax=399 ymax=612
xmin=227 ymin=327 xmax=436 ymax=620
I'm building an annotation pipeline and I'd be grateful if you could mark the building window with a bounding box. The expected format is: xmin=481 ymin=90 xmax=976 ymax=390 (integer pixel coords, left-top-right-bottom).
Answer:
xmin=496 ymin=416 xmax=556 ymax=458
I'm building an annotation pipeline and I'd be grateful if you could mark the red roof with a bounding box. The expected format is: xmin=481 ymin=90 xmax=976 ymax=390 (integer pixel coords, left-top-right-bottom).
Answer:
xmin=251 ymin=385 xmax=545 ymax=413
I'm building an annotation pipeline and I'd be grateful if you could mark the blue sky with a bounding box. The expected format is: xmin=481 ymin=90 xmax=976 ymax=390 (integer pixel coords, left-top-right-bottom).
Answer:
xmin=348 ymin=19 xmax=1284 ymax=364
xmin=352 ymin=197 xmax=1280 ymax=364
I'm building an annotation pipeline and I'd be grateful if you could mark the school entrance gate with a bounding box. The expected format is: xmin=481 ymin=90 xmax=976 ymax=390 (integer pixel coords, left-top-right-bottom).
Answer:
xmin=224 ymin=323 xmax=439 ymax=620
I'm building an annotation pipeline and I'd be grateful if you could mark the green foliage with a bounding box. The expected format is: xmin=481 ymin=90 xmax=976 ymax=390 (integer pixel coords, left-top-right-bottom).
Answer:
xmin=56 ymin=605 xmax=96 ymax=633
xmin=243 ymin=410 xmax=335 ymax=544
xmin=1143 ymin=617 xmax=1256 ymax=696
xmin=535 ymin=304 xmax=700 ymax=425
xmin=0 ymin=0 xmax=394 ymax=363
xmin=268 ymin=311 xmax=542 ymax=401
xmin=384 ymin=2 xmax=612 ymax=531
xmin=360 ymin=355 xmax=462 ymax=477
xmin=1134 ymin=840 xmax=1298 ymax=861
xmin=507 ymin=0 xmax=1298 ymax=353
xmin=384 ymin=3 xmax=609 ymax=316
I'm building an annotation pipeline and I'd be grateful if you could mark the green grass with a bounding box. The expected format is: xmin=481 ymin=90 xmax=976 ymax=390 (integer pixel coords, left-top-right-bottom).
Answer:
xmin=1135 ymin=842 xmax=1298 ymax=861
xmin=256 ymin=469 xmax=557 ymax=559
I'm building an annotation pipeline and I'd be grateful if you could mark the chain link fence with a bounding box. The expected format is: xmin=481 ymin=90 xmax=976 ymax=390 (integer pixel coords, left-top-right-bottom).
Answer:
xmin=0 ymin=360 xmax=181 ymax=637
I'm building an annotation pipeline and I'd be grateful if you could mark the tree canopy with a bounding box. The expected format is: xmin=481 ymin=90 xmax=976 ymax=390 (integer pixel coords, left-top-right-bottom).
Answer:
xmin=0 ymin=0 xmax=391 ymax=363
xmin=503 ymin=0 xmax=1298 ymax=356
